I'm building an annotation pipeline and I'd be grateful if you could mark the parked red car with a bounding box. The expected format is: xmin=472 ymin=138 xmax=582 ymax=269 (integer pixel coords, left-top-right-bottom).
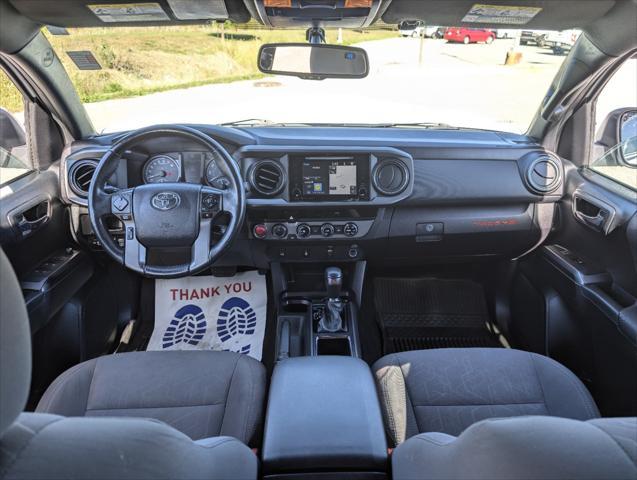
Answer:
xmin=444 ymin=27 xmax=495 ymax=44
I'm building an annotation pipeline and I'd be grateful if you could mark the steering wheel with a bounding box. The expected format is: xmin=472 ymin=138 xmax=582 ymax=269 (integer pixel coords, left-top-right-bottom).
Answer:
xmin=88 ymin=125 xmax=245 ymax=278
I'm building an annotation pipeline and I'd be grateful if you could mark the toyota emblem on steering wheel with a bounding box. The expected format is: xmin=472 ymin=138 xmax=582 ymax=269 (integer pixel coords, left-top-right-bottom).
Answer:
xmin=151 ymin=192 xmax=181 ymax=211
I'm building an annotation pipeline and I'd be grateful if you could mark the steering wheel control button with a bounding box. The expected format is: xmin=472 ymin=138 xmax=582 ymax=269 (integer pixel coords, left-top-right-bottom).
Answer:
xmin=272 ymin=224 xmax=288 ymax=238
xmin=320 ymin=223 xmax=335 ymax=237
xmin=253 ymin=224 xmax=268 ymax=239
xmin=200 ymin=193 xmax=221 ymax=218
xmin=112 ymin=194 xmax=130 ymax=213
xmin=202 ymin=194 xmax=218 ymax=209
xmin=343 ymin=222 xmax=358 ymax=237
xmin=126 ymin=227 xmax=134 ymax=240
xmin=297 ymin=223 xmax=311 ymax=238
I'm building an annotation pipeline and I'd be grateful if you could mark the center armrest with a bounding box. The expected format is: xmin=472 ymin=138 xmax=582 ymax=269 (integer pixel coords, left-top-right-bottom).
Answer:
xmin=262 ymin=356 xmax=387 ymax=477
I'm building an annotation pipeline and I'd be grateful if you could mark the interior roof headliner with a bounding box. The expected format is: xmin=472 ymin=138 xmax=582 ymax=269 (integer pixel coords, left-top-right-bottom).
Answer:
xmin=3 ymin=0 xmax=622 ymax=30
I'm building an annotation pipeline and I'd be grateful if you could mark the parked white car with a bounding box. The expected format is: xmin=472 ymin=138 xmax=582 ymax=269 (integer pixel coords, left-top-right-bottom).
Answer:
xmin=496 ymin=29 xmax=517 ymax=39
xmin=399 ymin=21 xmax=442 ymax=38
xmin=544 ymin=29 xmax=581 ymax=54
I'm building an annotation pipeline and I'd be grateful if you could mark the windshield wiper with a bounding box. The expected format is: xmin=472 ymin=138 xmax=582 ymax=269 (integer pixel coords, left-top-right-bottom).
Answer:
xmin=220 ymin=119 xmax=314 ymax=127
xmin=220 ymin=118 xmax=275 ymax=126
xmin=220 ymin=120 xmax=460 ymax=129
xmin=371 ymin=122 xmax=459 ymax=129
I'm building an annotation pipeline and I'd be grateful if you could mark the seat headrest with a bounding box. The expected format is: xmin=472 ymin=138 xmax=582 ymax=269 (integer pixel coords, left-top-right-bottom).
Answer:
xmin=0 ymin=248 xmax=31 ymax=436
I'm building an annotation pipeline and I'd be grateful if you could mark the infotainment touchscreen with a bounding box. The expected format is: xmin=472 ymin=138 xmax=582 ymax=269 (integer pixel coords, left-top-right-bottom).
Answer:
xmin=302 ymin=158 xmax=358 ymax=196
xmin=289 ymin=154 xmax=370 ymax=201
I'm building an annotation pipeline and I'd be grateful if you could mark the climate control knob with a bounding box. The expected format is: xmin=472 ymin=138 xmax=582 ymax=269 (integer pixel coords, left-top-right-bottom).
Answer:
xmin=296 ymin=223 xmax=311 ymax=238
xmin=320 ymin=223 xmax=335 ymax=237
xmin=343 ymin=222 xmax=358 ymax=237
xmin=272 ymin=224 xmax=288 ymax=238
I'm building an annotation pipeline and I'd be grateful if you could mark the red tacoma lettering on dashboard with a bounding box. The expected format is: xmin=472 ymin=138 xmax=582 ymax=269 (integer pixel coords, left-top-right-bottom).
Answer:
xmin=472 ymin=219 xmax=519 ymax=227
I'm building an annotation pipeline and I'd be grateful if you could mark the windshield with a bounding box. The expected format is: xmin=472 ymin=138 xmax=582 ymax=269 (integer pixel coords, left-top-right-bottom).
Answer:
xmin=38 ymin=25 xmax=573 ymax=133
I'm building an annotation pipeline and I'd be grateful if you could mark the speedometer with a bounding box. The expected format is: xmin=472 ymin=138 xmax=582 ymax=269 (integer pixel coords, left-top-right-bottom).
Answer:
xmin=143 ymin=155 xmax=181 ymax=184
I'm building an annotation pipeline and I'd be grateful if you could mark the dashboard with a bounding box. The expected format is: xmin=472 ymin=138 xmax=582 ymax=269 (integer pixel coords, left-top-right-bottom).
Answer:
xmin=60 ymin=126 xmax=564 ymax=267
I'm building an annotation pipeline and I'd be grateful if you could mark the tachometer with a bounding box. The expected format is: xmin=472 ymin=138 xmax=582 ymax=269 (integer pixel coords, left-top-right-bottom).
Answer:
xmin=206 ymin=159 xmax=230 ymax=189
xmin=143 ymin=155 xmax=181 ymax=184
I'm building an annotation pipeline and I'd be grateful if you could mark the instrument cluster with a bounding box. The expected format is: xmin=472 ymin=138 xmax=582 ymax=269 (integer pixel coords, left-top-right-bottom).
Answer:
xmin=142 ymin=150 xmax=229 ymax=189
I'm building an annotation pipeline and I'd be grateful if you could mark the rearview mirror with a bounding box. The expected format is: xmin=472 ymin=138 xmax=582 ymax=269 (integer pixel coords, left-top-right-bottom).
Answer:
xmin=257 ymin=43 xmax=369 ymax=80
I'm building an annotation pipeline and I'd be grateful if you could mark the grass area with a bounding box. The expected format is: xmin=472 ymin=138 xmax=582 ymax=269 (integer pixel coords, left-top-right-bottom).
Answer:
xmin=0 ymin=25 xmax=395 ymax=112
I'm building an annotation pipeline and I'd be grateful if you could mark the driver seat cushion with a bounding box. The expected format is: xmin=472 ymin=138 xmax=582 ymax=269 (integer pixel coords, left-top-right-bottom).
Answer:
xmin=36 ymin=350 xmax=266 ymax=446
xmin=373 ymin=348 xmax=600 ymax=446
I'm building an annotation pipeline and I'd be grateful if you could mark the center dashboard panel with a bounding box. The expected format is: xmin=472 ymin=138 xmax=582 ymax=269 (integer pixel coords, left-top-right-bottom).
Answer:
xmin=240 ymin=146 xmax=414 ymax=207
xmin=238 ymin=146 xmax=414 ymax=260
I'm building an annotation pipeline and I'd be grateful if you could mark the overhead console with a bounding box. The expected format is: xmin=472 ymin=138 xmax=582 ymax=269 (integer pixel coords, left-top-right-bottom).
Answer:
xmin=249 ymin=0 xmax=386 ymax=29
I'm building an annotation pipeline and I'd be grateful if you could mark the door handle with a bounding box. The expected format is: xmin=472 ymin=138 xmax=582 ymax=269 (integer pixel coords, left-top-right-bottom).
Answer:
xmin=574 ymin=209 xmax=606 ymax=230
xmin=10 ymin=199 xmax=51 ymax=239
xmin=572 ymin=191 xmax=614 ymax=234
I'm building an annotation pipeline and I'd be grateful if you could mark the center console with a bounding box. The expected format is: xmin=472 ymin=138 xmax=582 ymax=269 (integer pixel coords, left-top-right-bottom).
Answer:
xmin=264 ymin=259 xmax=388 ymax=478
xmin=273 ymin=262 xmax=365 ymax=360
xmin=262 ymin=356 xmax=388 ymax=479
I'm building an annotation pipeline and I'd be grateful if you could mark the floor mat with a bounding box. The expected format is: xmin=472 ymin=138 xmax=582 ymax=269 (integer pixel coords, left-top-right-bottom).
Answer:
xmin=147 ymin=271 xmax=267 ymax=360
xmin=373 ymin=277 xmax=501 ymax=354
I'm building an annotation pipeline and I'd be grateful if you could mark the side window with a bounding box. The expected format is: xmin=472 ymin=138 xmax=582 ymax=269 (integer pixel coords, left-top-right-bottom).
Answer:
xmin=0 ymin=68 xmax=32 ymax=185
xmin=589 ymin=56 xmax=637 ymax=189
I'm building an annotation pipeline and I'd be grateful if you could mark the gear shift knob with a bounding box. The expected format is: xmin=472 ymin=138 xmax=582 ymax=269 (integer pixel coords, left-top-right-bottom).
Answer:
xmin=325 ymin=266 xmax=343 ymax=300
xmin=319 ymin=266 xmax=345 ymax=333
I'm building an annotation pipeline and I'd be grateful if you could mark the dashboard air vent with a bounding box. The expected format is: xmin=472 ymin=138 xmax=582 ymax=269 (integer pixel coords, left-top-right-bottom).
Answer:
xmin=373 ymin=159 xmax=409 ymax=196
xmin=250 ymin=160 xmax=285 ymax=196
xmin=69 ymin=160 xmax=97 ymax=197
xmin=526 ymin=155 xmax=561 ymax=194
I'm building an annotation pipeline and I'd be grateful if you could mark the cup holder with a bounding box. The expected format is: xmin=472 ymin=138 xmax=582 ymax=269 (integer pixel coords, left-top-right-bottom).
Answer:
xmin=316 ymin=337 xmax=351 ymax=356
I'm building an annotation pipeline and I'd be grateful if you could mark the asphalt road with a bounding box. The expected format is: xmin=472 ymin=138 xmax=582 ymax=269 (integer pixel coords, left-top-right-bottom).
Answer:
xmin=86 ymin=37 xmax=567 ymax=134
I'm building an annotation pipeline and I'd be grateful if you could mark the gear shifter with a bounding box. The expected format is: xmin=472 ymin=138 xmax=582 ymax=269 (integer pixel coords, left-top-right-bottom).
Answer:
xmin=318 ymin=267 xmax=345 ymax=333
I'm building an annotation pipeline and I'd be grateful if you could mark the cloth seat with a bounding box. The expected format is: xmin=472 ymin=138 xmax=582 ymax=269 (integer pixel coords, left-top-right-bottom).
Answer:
xmin=37 ymin=349 xmax=266 ymax=445
xmin=391 ymin=416 xmax=637 ymax=480
xmin=373 ymin=348 xmax=600 ymax=446
xmin=0 ymin=248 xmax=261 ymax=479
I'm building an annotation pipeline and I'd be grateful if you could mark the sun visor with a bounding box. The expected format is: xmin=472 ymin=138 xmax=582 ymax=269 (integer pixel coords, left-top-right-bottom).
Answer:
xmin=382 ymin=0 xmax=616 ymax=31
xmin=7 ymin=0 xmax=252 ymax=27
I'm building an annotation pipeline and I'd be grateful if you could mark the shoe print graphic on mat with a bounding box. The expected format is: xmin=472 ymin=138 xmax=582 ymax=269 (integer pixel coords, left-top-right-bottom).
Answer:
xmin=162 ymin=304 xmax=207 ymax=348
xmin=217 ymin=297 xmax=257 ymax=342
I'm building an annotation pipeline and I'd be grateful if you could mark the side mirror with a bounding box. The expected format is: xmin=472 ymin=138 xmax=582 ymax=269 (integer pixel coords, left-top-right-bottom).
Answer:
xmin=0 ymin=108 xmax=26 ymax=152
xmin=257 ymin=43 xmax=369 ymax=80
xmin=619 ymin=111 xmax=637 ymax=166
xmin=595 ymin=107 xmax=637 ymax=167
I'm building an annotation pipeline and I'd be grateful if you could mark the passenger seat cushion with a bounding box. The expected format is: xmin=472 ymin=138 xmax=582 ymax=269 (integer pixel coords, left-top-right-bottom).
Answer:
xmin=0 ymin=412 xmax=258 ymax=480
xmin=391 ymin=416 xmax=637 ymax=480
xmin=36 ymin=350 xmax=266 ymax=445
xmin=373 ymin=348 xmax=599 ymax=445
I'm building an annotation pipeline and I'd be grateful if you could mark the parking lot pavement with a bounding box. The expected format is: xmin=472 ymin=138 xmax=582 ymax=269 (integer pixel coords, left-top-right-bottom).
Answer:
xmin=86 ymin=37 xmax=567 ymax=134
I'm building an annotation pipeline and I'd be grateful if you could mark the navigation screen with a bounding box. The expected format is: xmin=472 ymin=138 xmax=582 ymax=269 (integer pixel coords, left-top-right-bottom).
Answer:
xmin=302 ymin=158 xmax=358 ymax=196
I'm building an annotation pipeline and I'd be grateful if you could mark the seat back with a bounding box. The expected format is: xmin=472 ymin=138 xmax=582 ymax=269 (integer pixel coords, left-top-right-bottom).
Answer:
xmin=392 ymin=416 xmax=637 ymax=480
